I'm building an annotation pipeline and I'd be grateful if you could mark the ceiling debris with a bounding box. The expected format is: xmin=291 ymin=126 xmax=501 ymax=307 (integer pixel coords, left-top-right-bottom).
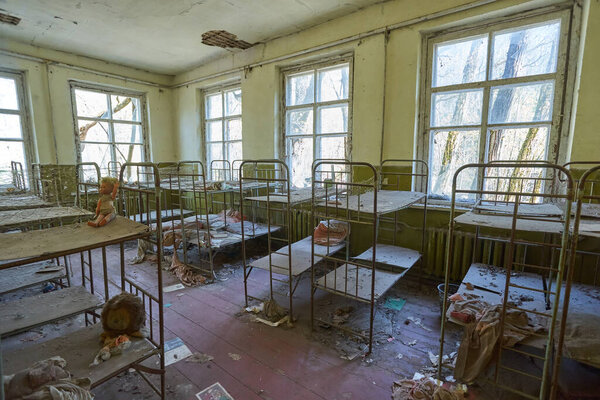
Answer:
xmin=201 ymin=30 xmax=253 ymax=50
xmin=0 ymin=11 xmax=21 ymax=25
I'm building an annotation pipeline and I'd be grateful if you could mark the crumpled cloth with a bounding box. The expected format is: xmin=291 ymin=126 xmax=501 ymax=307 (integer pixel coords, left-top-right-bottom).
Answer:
xmin=453 ymin=301 xmax=544 ymax=383
xmin=559 ymin=312 xmax=600 ymax=368
xmin=169 ymin=245 xmax=207 ymax=286
xmin=313 ymin=220 xmax=349 ymax=246
xmin=3 ymin=357 xmax=92 ymax=400
xmin=217 ymin=209 xmax=245 ymax=223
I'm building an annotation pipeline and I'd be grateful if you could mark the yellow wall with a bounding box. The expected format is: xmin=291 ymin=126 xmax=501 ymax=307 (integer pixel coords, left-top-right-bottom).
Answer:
xmin=0 ymin=39 xmax=177 ymax=165
xmin=172 ymin=0 xmax=598 ymax=167
xmin=1 ymin=0 xmax=598 ymax=171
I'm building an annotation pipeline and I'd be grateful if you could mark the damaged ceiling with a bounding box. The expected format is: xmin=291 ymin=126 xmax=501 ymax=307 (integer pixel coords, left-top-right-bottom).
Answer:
xmin=0 ymin=0 xmax=387 ymax=75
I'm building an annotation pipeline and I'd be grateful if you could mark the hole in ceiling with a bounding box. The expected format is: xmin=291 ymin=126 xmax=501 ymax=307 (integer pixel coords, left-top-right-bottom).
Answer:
xmin=0 ymin=11 xmax=21 ymax=26
xmin=201 ymin=30 xmax=253 ymax=50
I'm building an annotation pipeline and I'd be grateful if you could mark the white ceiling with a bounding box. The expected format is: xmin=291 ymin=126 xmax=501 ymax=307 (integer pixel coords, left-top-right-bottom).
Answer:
xmin=0 ymin=0 xmax=385 ymax=75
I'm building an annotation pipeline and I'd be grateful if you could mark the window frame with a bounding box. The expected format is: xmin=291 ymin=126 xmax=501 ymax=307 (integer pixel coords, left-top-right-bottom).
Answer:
xmin=0 ymin=68 xmax=34 ymax=187
xmin=201 ymin=84 xmax=243 ymax=172
xmin=417 ymin=6 xmax=578 ymax=201
xmin=281 ymin=56 xmax=354 ymax=188
xmin=70 ymin=82 xmax=150 ymax=177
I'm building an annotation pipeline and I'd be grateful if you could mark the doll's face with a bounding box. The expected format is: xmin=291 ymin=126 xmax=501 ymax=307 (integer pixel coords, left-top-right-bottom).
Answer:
xmin=100 ymin=182 xmax=114 ymax=194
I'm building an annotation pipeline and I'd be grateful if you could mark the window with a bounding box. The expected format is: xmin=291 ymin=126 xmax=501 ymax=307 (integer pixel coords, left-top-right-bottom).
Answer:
xmin=420 ymin=11 xmax=571 ymax=201
xmin=283 ymin=60 xmax=352 ymax=188
xmin=0 ymin=71 xmax=31 ymax=187
xmin=72 ymin=85 xmax=146 ymax=182
xmin=204 ymin=87 xmax=242 ymax=173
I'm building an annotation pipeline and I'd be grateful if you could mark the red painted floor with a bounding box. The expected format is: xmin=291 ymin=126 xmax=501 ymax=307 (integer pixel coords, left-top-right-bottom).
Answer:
xmin=3 ymin=242 xmax=464 ymax=400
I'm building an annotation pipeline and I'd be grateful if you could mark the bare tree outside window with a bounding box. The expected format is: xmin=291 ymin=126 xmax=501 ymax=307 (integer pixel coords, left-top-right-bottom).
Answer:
xmin=0 ymin=73 xmax=30 ymax=187
xmin=425 ymin=18 xmax=564 ymax=201
xmin=284 ymin=61 xmax=351 ymax=188
xmin=72 ymin=87 xmax=145 ymax=182
xmin=204 ymin=87 xmax=242 ymax=171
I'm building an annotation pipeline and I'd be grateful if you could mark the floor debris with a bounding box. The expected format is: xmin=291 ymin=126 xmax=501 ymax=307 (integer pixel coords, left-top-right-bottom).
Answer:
xmin=185 ymin=352 xmax=214 ymax=364
xmin=164 ymin=283 xmax=186 ymax=292
xmin=164 ymin=337 xmax=193 ymax=366
xmin=406 ymin=316 xmax=432 ymax=332
xmin=228 ymin=353 xmax=241 ymax=361
xmin=196 ymin=382 xmax=235 ymax=400
xmin=384 ymin=298 xmax=406 ymax=311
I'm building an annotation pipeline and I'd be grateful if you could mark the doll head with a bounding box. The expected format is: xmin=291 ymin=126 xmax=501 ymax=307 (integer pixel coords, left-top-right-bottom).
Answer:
xmin=100 ymin=177 xmax=118 ymax=195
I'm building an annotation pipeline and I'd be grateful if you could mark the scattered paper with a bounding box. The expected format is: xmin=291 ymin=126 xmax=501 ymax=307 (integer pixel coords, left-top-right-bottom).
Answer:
xmin=164 ymin=337 xmax=193 ymax=366
xmin=196 ymin=382 xmax=234 ymax=400
xmin=228 ymin=353 xmax=241 ymax=361
xmin=384 ymin=298 xmax=406 ymax=311
xmin=164 ymin=283 xmax=186 ymax=292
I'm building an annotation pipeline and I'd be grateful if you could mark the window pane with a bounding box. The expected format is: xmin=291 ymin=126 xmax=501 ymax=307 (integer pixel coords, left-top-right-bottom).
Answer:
xmin=209 ymin=143 xmax=223 ymax=161
xmin=80 ymin=142 xmax=112 ymax=174
xmin=317 ymin=65 xmax=349 ymax=102
xmin=431 ymin=89 xmax=483 ymax=127
xmin=488 ymin=81 xmax=554 ymax=124
xmin=317 ymin=105 xmax=348 ymax=134
xmin=114 ymin=123 xmax=143 ymax=143
xmin=487 ymin=126 xmax=549 ymax=162
xmin=0 ymin=114 xmax=22 ymax=139
xmin=206 ymin=94 xmax=223 ymax=119
xmin=485 ymin=127 xmax=549 ymax=200
xmin=75 ymin=89 xmax=109 ymax=118
xmin=116 ymin=143 xmax=143 ymax=164
xmin=226 ymin=118 xmax=242 ymax=141
xmin=433 ymin=35 xmax=487 ymax=87
xmin=287 ymin=72 xmax=314 ymax=106
xmin=78 ymin=120 xmax=110 ymax=143
xmin=0 ymin=141 xmax=25 ymax=185
xmin=286 ymin=108 xmax=313 ymax=135
xmin=207 ymin=120 xmax=223 ymax=142
xmin=0 ymin=77 xmax=19 ymax=110
xmin=227 ymin=141 xmax=242 ymax=162
xmin=111 ymin=95 xmax=140 ymax=122
xmin=491 ymin=21 xmax=560 ymax=80
xmin=287 ymin=137 xmax=313 ymax=188
xmin=225 ymin=89 xmax=242 ymax=116
xmin=430 ymin=129 xmax=480 ymax=200
xmin=318 ymin=135 xmax=346 ymax=159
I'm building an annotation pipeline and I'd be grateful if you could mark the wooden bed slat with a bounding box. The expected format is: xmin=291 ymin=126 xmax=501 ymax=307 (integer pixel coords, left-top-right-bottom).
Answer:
xmin=0 ymin=261 xmax=66 ymax=294
xmin=2 ymin=323 xmax=156 ymax=387
xmin=0 ymin=206 xmax=93 ymax=230
xmin=0 ymin=286 xmax=103 ymax=337
xmin=353 ymin=244 xmax=421 ymax=270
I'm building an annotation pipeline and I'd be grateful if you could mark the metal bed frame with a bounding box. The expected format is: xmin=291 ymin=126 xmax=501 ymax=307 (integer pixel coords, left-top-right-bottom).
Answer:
xmin=240 ymin=160 xmax=293 ymax=320
xmin=438 ymin=161 xmax=574 ymax=400
xmin=552 ymin=163 xmax=600 ymax=398
xmin=1 ymin=162 xmax=165 ymax=399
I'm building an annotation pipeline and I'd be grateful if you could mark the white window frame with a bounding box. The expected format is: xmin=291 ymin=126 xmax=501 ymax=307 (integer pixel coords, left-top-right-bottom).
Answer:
xmin=70 ymin=82 xmax=149 ymax=177
xmin=281 ymin=56 xmax=353 ymax=188
xmin=202 ymin=84 xmax=242 ymax=174
xmin=417 ymin=6 xmax=579 ymax=201
xmin=0 ymin=69 xmax=34 ymax=187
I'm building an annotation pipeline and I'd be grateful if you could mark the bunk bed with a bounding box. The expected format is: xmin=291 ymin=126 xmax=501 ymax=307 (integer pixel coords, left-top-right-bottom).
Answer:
xmin=310 ymin=160 xmax=428 ymax=353
xmin=438 ymin=161 xmax=574 ymax=400
xmin=0 ymin=162 xmax=166 ymax=399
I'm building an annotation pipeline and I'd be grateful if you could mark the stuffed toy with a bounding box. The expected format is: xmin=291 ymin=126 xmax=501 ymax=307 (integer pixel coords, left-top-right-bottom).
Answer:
xmin=88 ymin=176 xmax=118 ymax=227
xmin=100 ymin=292 xmax=147 ymax=340
xmin=92 ymin=293 xmax=148 ymax=366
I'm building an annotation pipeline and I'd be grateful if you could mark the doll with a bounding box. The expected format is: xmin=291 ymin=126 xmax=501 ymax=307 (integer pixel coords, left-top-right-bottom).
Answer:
xmin=88 ymin=177 xmax=119 ymax=227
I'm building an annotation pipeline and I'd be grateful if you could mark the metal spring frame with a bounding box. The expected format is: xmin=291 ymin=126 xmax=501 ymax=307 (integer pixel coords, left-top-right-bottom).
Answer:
xmin=239 ymin=160 xmax=294 ymax=320
xmin=379 ymin=159 xmax=428 ymax=281
xmin=117 ymin=162 xmax=166 ymax=399
xmin=76 ymin=162 xmax=101 ymax=211
xmin=210 ymin=159 xmax=231 ymax=182
xmin=10 ymin=160 xmax=25 ymax=191
xmin=438 ymin=161 xmax=574 ymax=400
xmin=551 ymin=164 xmax=600 ymax=398
xmin=310 ymin=160 xmax=379 ymax=354
xmin=176 ymin=161 xmax=215 ymax=280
